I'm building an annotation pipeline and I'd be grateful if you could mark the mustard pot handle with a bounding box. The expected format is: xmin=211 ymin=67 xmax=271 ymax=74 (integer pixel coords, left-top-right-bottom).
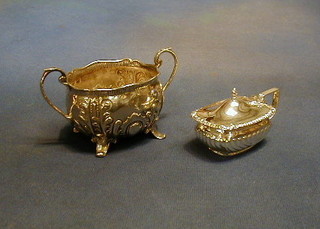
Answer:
xmin=258 ymin=88 xmax=280 ymax=108
xmin=154 ymin=47 xmax=178 ymax=92
xmin=40 ymin=68 xmax=71 ymax=119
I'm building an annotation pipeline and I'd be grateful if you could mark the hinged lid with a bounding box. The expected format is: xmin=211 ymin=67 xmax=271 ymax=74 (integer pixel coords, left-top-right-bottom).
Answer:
xmin=191 ymin=88 xmax=276 ymax=130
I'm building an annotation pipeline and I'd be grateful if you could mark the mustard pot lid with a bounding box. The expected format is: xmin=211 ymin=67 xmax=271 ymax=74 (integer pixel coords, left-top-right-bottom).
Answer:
xmin=191 ymin=88 xmax=278 ymax=130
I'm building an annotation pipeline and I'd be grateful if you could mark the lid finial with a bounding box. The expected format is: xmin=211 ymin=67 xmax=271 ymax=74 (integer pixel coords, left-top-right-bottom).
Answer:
xmin=232 ymin=88 xmax=238 ymax=99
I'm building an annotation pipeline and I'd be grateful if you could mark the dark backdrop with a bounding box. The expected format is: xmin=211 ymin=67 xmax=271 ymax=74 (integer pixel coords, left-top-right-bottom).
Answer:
xmin=0 ymin=0 xmax=319 ymax=228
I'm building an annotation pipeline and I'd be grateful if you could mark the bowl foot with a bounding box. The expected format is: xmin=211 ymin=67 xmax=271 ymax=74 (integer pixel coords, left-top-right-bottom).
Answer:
xmin=148 ymin=124 xmax=166 ymax=140
xmin=92 ymin=136 xmax=112 ymax=158
xmin=209 ymin=145 xmax=254 ymax=156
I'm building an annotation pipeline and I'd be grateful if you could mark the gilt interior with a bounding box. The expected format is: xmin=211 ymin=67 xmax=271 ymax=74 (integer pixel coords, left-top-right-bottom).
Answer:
xmin=67 ymin=63 xmax=158 ymax=90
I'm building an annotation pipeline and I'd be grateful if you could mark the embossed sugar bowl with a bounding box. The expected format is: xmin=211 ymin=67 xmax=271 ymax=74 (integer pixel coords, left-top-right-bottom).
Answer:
xmin=40 ymin=48 xmax=178 ymax=157
xmin=191 ymin=88 xmax=280 ymax=156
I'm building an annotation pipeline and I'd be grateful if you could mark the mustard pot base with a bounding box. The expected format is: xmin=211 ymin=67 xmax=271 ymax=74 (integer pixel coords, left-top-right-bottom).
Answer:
xmin=209 ymin=145 xmax=254 ymax=157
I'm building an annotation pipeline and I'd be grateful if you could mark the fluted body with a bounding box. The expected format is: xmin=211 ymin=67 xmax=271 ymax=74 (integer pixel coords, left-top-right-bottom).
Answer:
xmin=195 ymin=122 xmax=271 ymax=156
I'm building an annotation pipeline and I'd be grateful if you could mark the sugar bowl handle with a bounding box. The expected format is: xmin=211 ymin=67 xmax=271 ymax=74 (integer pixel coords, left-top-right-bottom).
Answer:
xmin=259 ymin=88 xmax=280 ymax=108
xmin=154 ymin=48 xmax=178 ymax=92
xmin=40 ymin=68 xmax=71 ymax=119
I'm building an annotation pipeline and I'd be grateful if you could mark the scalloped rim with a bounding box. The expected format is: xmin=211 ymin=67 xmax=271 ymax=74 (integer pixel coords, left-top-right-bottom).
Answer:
xmin=66 ymin=58 xmax=159 ymax=92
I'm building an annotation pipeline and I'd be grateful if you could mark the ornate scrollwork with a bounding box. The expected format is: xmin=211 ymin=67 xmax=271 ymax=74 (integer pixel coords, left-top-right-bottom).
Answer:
xmin=115 ymin=68 xmax=148 ymax=88
xmin=71 ymin=94 xmax=160 ymax=141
